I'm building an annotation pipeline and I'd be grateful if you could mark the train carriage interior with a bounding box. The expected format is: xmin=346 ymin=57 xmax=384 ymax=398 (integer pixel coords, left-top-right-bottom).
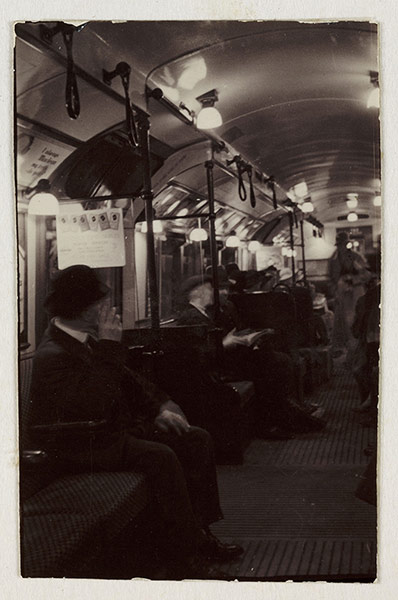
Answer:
xmin=15 ymin=20 xmax=380 ymax=581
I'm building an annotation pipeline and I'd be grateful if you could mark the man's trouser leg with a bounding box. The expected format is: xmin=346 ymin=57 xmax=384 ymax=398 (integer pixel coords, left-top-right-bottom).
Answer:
xmin=152 ymin=426 xmax=223 ymax=528
xmin=119 ymin=435 xmax=201 ymax=560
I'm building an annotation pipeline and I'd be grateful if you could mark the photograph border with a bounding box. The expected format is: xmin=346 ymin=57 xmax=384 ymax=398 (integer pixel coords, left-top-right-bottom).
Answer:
xmin=2 ymin=2 xmax=398 ymax=599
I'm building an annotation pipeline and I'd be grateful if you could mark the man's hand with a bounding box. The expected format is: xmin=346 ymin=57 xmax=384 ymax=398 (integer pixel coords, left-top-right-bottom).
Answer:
xmin=154 ymin=409 xmax=190 ymax=436
xmin=222 ymin=328 xmax=249 ymax=349
xmin=97 ymin=301 xmax=123 ymax=342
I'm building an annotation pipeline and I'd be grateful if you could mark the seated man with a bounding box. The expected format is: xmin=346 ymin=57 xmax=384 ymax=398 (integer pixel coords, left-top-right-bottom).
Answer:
xmin=28 ymin=265 xmax=243 ymax=578
xmin=176 ymin=271 xmax=326 ymax=438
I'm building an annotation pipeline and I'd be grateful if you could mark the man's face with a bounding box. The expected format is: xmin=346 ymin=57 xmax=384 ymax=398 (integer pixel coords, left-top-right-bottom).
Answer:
xmin=219 ymin=286 xmax=230 ymax=305
xmin=83 ymin=296 xmax=109 ymax=328
xmin=198 ymin=282 xmax=214 ymax=307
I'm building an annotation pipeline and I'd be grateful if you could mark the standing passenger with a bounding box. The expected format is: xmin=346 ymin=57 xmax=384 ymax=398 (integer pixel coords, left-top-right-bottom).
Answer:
xmin=329 ymin=231 xmax=371 ymax=358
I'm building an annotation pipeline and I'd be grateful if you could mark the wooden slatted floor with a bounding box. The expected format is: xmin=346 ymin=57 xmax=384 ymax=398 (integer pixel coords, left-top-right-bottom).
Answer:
xmin=211 ymin=362 xmax=377 ymax=581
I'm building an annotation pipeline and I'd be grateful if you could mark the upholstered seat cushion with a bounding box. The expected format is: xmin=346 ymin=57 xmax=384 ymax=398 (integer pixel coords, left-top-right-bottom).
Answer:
xmin=22 ymin=471 xmax=148 ymax=577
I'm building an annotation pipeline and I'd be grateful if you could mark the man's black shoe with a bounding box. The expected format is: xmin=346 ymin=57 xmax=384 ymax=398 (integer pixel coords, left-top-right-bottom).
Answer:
xmin=199 ymin=528 xmax=244 ymax=562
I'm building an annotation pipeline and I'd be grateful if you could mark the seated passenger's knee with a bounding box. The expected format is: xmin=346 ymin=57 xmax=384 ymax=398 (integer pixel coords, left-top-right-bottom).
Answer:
xmin=179 ymin=426 xmax=215 ymax=462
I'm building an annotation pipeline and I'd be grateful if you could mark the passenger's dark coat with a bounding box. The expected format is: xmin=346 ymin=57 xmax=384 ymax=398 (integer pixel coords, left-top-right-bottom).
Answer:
xmin=29 ymin=322 xmax=163 ymax=450
xmin=28 ymin=322 xmax=223 ymax=536
xmin=176 ymin=302 xmax=325 ymax=435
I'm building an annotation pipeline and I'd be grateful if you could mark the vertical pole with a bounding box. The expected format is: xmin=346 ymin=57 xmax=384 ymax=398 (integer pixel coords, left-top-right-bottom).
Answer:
xmin=300 ymin=219 xmax=307 ymax=285
xmin=137 ymin=113 xmax=160 ymax=329
xmin=158 ymin=236 xmax=162 ymax=319
xmin=289 ymin=212 xmax=296 ymax=285
xmin=205 ymin=151 xmax=220 ymax=323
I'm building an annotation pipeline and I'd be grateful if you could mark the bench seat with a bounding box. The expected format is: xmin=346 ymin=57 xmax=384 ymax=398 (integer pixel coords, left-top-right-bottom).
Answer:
xmin=20 ymin=353 xmax=151 ymax=578
xmin=22 ymin=470 xmax=148 ymax=577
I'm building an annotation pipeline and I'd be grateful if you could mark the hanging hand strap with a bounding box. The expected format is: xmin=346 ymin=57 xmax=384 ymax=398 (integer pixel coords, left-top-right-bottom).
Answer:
xmin=247 ymin=166 xmax=256 ymax=208
xmin=268 ymin=176 xmax=277 ymax=210
xmin=120 ymin=70 xmax=138 ymax=148
xmin=237 ymin=162 xmax=247 ymax=201
xmin=62 ymin=28 xmax=80 ymax=119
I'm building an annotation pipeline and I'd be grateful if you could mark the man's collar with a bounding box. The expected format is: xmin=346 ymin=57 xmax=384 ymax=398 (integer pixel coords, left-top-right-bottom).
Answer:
xmin=189 ymin=300 xmax=210 ymax=318
xmin=52 ymin=317 xmax=89 ymax=344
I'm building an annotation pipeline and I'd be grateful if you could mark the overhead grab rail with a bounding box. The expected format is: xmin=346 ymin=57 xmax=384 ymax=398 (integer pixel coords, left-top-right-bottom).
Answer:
xmin=17 ymin=23 xmax=149 ymax=119
xmin=17 ymin=25 xmax=323 ymax=232
xmin=145 ymin=85 xmax=323 ymax=230
xmin=144 ymin=85 xmax=324 ymax=230
xmin=164 ymin=181 xmax=271 ymax=224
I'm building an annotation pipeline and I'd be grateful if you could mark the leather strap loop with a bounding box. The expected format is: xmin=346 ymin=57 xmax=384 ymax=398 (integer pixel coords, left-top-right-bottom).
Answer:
xmin=62 ymin=29 xmax=80 ymax=120
xmin=121 ymin=72 xmax=138 ymax=147
xmin=247 ymin=166 xmax=256 ymax=208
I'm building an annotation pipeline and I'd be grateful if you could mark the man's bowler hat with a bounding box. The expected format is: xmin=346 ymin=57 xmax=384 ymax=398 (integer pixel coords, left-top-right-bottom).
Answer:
xmin=45 ymin=265 xmax=110 ymax=318
xmin=180 ymin=275 xmax=212 ymax=298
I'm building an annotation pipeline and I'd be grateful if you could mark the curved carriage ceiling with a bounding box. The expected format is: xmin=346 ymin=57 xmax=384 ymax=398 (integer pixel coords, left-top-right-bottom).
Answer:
xmin=16 ymin=21 xmax=380 ymax=226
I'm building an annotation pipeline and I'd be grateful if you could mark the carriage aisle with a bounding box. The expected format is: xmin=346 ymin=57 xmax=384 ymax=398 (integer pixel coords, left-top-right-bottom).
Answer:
xmin=211 ymin=354 xmax=377 ymax=582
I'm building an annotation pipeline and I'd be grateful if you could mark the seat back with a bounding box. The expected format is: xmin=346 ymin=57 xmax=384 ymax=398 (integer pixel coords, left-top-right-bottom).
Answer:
xmin=19 ymin=353 xmax=35 ymax=450
xmin=124 ymin=324 xmax=221 ymax=374
xmin=230 ymin=291 xmax=298 ymax=352
xmin=19 ymin=352 xmax=52 ymax=499
xmin=291 ymin=286 xmax=316 ymax=346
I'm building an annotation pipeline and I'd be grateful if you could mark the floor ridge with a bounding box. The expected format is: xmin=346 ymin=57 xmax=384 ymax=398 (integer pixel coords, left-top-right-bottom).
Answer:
xmin=211 ymin=366 xmax=377 ymax=580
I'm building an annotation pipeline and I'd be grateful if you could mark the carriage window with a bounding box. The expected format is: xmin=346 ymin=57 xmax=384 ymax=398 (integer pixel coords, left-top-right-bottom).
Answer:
xmin=17 ymin=207 xmax=28 ymax=347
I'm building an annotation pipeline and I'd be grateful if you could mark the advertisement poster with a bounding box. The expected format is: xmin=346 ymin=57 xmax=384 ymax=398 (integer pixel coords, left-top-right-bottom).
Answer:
xmin=56 ymin=208 xmax=126 ymax=269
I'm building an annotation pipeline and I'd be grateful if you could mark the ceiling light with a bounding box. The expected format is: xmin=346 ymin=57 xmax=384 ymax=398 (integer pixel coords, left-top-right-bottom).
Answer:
xmin=248 ymin=240 xmax=261 ymax=253
xmin=346 ymin=193 xmax=358 ymax=209
xmin=347 ymin=212 xmax=358 ymax=222
xmin=301 ymin=200 xmax=314 ymax=213
xmin=196 ymin=89 xmax=222 ymax=129
xmin=141 ymin=220 xmax=163 ymax=234
xmin=26 ymin=179 xmax=59 ymax=215
xmin=225 ymin=231 xmax=241 ymax=248
xmin=161 ymin=191 xmax=175 ymax=204
xmin=293 ymin=182 xmax=308 ymax=198
xmin=195 ymin=200 xmax=207 ymax=210
xmin=189 ymin=227 xmax=208 ymax=242
xmin=373 ymin=195 xmax=381 ymax=207
xmin=346 ymin=242 xmax=353 ymax=249
xmin=177 ymin=208 xmax=189 ymax=217
xmin=166 ymin=200 xmax=181 ymax=214
xmin=28 ymin=192 xmax=60 ymax=215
